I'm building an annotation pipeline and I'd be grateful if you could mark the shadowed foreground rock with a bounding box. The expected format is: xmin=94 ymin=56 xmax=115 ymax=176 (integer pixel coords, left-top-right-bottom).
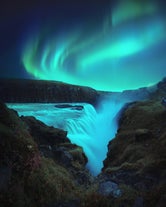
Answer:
xmin=0 ymin=102 xmax=92 ymax=207
xmin=101 ymin=101 xmax=166 ymax=206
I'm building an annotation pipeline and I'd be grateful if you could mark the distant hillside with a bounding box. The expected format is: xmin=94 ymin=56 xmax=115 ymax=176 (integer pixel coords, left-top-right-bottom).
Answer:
xmin=0 ymin=79 xmax=99 ymax=106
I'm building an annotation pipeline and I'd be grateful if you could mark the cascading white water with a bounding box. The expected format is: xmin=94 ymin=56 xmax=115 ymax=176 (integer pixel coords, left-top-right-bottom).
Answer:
xmin=7 ymin=100 xmax=125 ymax=175
xmin=60 ymin=100 xmax=125 ymax=175
xmin=85 ymin=100 xmax=124 ymax=175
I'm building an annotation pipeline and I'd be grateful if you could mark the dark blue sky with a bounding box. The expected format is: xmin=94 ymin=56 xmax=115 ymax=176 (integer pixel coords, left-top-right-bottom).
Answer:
xmin=0 ymin=0 xmax=165 ymax=80
xmin=0 ymin=0 xmax=113 ymax=78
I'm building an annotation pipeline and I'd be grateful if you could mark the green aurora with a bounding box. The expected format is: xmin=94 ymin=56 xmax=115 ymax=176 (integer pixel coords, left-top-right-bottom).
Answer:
xmin=22 ymin=0 xmax=166 ymax=91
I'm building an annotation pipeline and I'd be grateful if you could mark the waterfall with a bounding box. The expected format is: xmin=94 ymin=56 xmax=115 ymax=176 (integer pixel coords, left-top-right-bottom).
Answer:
xmin=67 ymin=100 xmax=124 ymax=175
xmin=7 ymin=101 xmax=125 ymax=176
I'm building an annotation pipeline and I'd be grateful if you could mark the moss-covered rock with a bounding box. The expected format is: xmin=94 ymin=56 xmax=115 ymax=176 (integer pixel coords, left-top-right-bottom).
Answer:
xmin=21 ymin=116 xmax=92 ymax=187
xmin=0 ymin=102 xmax=86 ymax=207
xmin=102 ymin=99 xmax=166 ymax=207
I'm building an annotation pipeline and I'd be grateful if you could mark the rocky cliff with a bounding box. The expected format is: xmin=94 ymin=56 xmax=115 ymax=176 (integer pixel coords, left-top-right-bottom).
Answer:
xmin=0 ymin=102 xmax=93 ymax=207
xmin=0 ymin=78 xmax=161 ymax=107
xmin=0 ymin=78 xmax=166 ymax=207
xmin=100 ymin=78 xmax=166 ymax=207
xmin=0 ymin=79 xmax=99 ymax=106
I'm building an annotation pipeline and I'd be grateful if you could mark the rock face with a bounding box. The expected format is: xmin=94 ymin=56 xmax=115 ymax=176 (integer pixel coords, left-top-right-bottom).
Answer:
xmin=0 ymin=79 xmax=99 ymax=106
xmin=21 ymin=116 xmax=92 ymax=186
xmin=98 ymin=181 xmax=122 ymax=198
xmin=0 ymin=102 xmax=92 ymax=207
xmin=0 ymin=77 xmax=166 ymax=207
xmin=102 ymin=99 xmax=166 ymax=206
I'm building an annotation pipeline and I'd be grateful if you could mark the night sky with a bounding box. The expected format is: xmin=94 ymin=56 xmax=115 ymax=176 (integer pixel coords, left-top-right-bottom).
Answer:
xmin=0 ymin=0 xmax=166 ymax=91
xmin=0 ymin=0 xmax=111 ymax=77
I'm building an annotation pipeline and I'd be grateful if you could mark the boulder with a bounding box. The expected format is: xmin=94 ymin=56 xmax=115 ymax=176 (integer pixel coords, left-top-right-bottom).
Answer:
xmin=98 ymin=181 xmax=122 ymax=198
xmin=21 ymin=116 xmax=69 ymax=146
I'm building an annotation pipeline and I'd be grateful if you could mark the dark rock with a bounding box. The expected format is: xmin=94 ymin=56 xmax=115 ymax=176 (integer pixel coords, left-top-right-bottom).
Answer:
xmin=39 ymin=145 xmax=53 ymax=158
xmin=53 ymin=147 xmax=73 ymax=167
xmin=55 ymin=104 xmax=75 ymax=108
xmin=0 ymin=166 xmax=11 ymax=191
xmin=98 ymin=181 xmax=122 ymax=198
xmin=0 ymin=79 xmax=99 ymax=106
xmin=116 ymin=102 xmax=137 ymax=126
xmin=21 ymin=114 xmax=92 ymax=187
xmin=45 ymin=199 xmax=80 ymax=207
xmin=134 ymin=129 xmax=153 ymax=142
xmin=0 ymin=103 xmax=90 ymax=207
xmin=51 ymin=144 xmax=92 ymax=186
xmin=102 ymin=93 xmax=166 ymax=206
xmin=74 ymin=170 xmax=94 ymax=185
xmin=70 ymin=106 xmax=84 ymax=111
xmin=21 ymin=116 xmax=69 ymax=146
xmin=161 ymin=97 xmax=166 ymax=107
xmin=55 ymin=104 xmax=84 ymax=111
xmin=133 ymin=197 xmax=144 ymax=207
xmin=98 ymin=170 xmax=153 ymax=190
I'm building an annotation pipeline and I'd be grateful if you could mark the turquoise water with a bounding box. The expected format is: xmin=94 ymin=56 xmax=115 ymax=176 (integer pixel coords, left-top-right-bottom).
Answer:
xmin=7 ymin=101 xmax=124 ymax=175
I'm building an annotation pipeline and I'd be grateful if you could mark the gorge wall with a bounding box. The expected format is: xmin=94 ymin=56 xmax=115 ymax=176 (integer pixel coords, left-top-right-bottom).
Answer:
xmin=0 ymin=77 xmax=166 ymax=206
xmin=0 ymin=78 xmax=163 ymax=108
xmin=0 ymin=79 xmax=99 ymax=106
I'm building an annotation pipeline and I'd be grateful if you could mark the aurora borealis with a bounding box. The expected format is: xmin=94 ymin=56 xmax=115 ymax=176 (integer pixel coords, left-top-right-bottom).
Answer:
xmin=1 ymin=0 xmax=165 ymax=91
xmin=21 ymin=0 xmax=166 ymax=91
